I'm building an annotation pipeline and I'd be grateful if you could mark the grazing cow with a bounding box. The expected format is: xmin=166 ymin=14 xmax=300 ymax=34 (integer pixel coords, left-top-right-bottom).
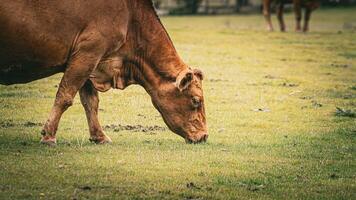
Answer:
xmin=263 ymin=0 xmax=320 ymax=32
xmin=0 ymin=0 xmax=208 ymax=145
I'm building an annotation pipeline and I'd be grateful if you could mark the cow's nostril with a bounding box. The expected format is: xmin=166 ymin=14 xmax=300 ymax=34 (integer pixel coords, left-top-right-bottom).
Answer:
xmin=185 ymin=138 xmax=193 ymax=144
xmin=200 ymin=134 xmax=208 ymax=142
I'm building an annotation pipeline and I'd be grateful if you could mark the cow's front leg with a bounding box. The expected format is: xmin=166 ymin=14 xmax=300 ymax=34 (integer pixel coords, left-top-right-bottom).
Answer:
xmin=263 ymin=0 xmax=274 ymax=31
xmin=41 ymin=69 xmax=89 ymax=146
xmin=41 ymin=30 xmax=107 ymax=146
xmin=293 ymin=0 xmax=302 ymax=32
xmin=79 ymin=81 xmax=112 ymax=144
xmin=276 ymin=3 xmax=286 ymax=32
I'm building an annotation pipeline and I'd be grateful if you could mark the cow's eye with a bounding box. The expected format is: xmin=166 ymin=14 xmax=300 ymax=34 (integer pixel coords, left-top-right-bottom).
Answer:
xmin=192 ymin=96 xmax=201 ymax=108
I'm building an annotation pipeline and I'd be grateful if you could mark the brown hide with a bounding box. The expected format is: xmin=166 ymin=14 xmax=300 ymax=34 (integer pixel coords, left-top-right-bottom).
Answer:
xmin=0 ymin=0 xmax=129 ymax=84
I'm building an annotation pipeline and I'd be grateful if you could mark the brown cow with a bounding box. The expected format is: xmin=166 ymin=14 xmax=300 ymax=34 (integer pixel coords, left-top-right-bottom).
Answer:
xmin=0 ymin=0 xmax=208 ymax=145
xmin=263 ymin=0 xmax=320 ymax=32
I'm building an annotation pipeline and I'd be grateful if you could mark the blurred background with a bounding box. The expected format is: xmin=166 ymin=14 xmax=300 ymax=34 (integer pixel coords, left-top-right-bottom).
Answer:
xmin=153 ymin=0 xmax=356 ymax=15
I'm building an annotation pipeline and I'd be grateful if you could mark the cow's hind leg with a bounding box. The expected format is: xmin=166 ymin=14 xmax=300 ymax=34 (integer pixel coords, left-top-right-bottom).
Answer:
xmin=276 ymin=2 xmax=286 ymax=32
xmin=41 ymin=30 xmax=107 ymax=146
xmin=303 ymin=8 xmax=311 ymax=32
xmin=263 ymin=0 xmax=274 ymax=31
xmin=293 ymin=0 xmax=302 ymax=32
xmin=80 ymin=81 xmax=111 ymax=144
xmin=303 ymin=2 xmax=319 ymax=32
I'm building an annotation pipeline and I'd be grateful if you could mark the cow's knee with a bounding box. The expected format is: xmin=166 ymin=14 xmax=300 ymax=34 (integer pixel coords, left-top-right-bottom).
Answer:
xmin=63 ymin=96 xmax=74 ymax=106
xmin=59 ymin=98 xmax=73 ymax=110
xmin=55 ymin=92 xmax=74 ymax=110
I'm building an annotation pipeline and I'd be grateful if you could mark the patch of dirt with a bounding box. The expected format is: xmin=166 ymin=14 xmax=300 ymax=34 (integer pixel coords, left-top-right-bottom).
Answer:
xmin=280 ymin=82 xmax=299 ymax=87
xmin=0 ymin=120 xmax=43 ymax=128
xmin=341 ymin=94 xmax=356 ymax=99
xmin=78 ymin=186 xmax=92 ymax=191
xmin=103 ymin=124 xmax=167 ymax=133
xmin=330 ymin=63 xmax=350 ymax=68
xmin=311 ymin=100 xmax=323 ymax=108
xmin=306 ymin=59 xmax=317 ymax=63
xmin=0 ymin=120 xmax=15 ymax=128
xmin=20 ymin=141 xmax=29 ymax=146
xmin=23 ymin=121 xmax=43 ymax=127
xmin=264 ymin=75 xmax=280 ymax=79
xmin=330 ymin=173 xmax=340 ymax=179
xmin=335 ymin=107 xmax=356 ymax=118
xmin=186 ymin=182 xmax=201 ymax=190
xmin=137 ymin=114 xmax=147 ymax=118
xmin=280 ymin=58 xmax=289 ymax=62
xmin=252 ymin=108 xmax=270 ymax=112
xmin=300 ymin=96 xmax=313 ymax=100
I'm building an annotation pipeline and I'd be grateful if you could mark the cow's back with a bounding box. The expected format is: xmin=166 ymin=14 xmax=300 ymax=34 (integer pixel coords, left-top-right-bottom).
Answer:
xmin=0 ymin=0 xmax=128 ymax=84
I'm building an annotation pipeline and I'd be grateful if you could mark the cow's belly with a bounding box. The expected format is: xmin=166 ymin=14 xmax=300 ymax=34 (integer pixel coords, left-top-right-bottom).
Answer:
xmin=0 ymin=30 xmax=71 ymax=85
xmin=0 ymin=34 xmax=71 ymax=85
xmin=0 ymin=38 xmax=69 ymax=85
xmin=0 ymin=61 xmax=65 ymax=85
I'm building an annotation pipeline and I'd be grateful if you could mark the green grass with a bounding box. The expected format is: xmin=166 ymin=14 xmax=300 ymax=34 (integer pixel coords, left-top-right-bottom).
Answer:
xmin=1 ymin=8 xmax=355 ymax=200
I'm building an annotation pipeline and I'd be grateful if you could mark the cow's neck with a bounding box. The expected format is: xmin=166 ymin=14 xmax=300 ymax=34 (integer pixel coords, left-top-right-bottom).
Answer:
xmin=123 ymin=1 xmax=187 ymax=93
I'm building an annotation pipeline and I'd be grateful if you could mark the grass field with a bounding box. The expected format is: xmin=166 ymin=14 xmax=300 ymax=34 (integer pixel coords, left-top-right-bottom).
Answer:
xmin=0 ymin=8 xmax=355 ymax=200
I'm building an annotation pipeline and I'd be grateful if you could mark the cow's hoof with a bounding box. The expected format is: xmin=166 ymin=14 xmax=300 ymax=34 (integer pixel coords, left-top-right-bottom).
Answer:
xmin=89 ymin=135 xmax=112 ymax=144
xmin=40 ymin=136 xmax=57 ymax=146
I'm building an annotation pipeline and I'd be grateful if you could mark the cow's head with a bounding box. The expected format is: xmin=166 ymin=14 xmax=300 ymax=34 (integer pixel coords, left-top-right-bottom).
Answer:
xmin=151 ymin=68 xmax=208 ymax=143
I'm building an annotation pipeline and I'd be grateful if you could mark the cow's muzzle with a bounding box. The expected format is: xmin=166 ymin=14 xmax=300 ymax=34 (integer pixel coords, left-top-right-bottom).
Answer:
xmin=185 ymin=132 xmax=208 ymax=144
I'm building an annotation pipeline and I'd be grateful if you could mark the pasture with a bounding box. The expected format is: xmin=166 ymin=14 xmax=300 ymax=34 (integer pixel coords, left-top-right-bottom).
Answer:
xmin=0 ymin=8 xmax=355 ymax=200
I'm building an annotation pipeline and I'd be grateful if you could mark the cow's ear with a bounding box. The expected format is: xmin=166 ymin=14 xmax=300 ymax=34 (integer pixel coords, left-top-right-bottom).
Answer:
xmin=176 ymin=71 xmax=193 ymax=91
xmin=193 ymin=69 xmax=204 ymax=80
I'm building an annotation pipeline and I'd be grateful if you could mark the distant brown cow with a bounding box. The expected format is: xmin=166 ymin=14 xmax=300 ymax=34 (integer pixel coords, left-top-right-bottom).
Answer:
xmin=263 ymin=0 xmax=320 ymax=32
xmin=0 ymin=0 xmax=208 ymax=145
